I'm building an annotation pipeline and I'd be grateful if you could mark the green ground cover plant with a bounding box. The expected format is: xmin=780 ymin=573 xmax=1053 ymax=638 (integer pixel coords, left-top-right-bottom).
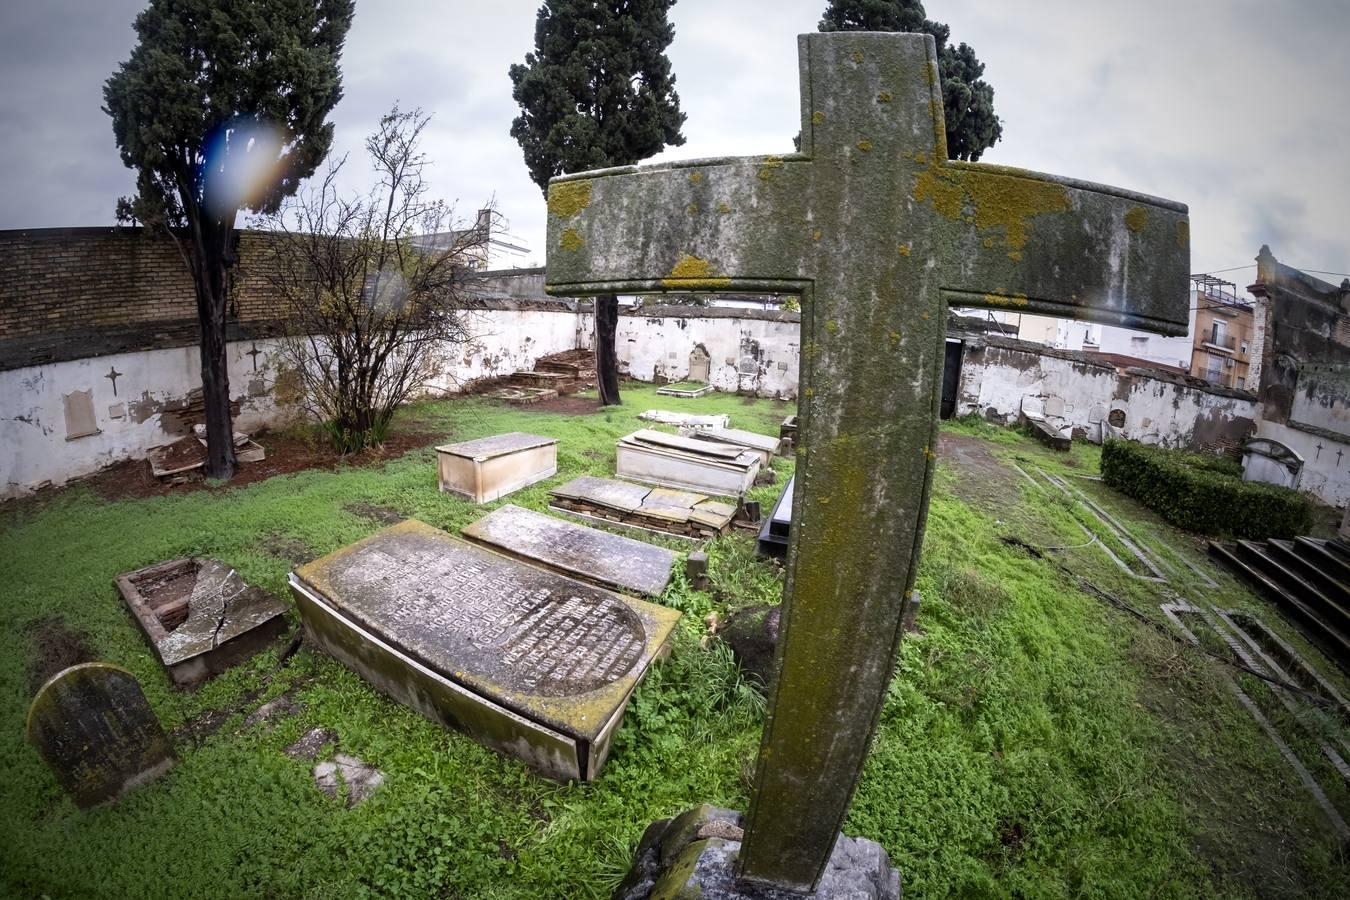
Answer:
xmin=2 ymin=386 xmax=1346 ymax=898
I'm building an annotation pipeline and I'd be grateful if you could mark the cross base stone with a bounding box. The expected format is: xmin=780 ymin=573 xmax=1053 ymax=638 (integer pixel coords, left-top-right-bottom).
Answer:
xmin=615 ymin=806 xmax=900 ymax=900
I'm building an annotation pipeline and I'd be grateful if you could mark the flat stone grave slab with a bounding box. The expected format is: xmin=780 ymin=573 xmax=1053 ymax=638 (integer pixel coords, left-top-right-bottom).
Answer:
xmin=756 ymin=476 xmax=795 ymax=560
xmin=683 ymin=426 xmax=780 ymax=465
xmin=463 ymin=504 xmax=676 ymax=597
xmin=27 ymin=663 xmax=175 ymax=808
xmin=638 ymin=409 xmax=730 ymax=429
xmin=550 ymin=475 xmax=737 ymax=540
xmin=289 ymin=519 xmax=680 ymax=781
xmin=115 ymin=558 xmax=289 ymax=687
xmin=436 ymin=431 xmax=559 ymax=503
xmin=656 ymin=382 xmax=714 ymax=399
xmin=616 ymin=429 xmax=760 ymax=498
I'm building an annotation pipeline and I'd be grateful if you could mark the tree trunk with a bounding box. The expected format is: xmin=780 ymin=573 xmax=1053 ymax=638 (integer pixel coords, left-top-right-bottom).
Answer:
xmin=191 ymin=222 xmax=238 ymax=480
xmin=595 ymin=293 xmax=621 ymax=406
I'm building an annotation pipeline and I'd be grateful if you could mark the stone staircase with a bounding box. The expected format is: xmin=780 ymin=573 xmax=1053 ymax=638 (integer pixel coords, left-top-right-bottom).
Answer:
xmin=507 ymin=349 xmax=597 ymax=396
xmin=1208 ymin=536 xmax=1350 ymax=672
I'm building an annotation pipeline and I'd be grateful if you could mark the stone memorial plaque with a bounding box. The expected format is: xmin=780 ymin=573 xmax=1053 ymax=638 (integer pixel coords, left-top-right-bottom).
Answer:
xmin=436 ymin=431 xmax=559 ymax=503
xmin=290 ymin=519 xmax=680 ymax=781
xmin=549 ymin=476 xmax=737 ymax=540
xmin=115 ymin=558 xmax=289 ymax=687
xmin=27 ymin=663 xmax=175 ymax=808
xmin=463 ymin=505 xmax=676 ymax=597
xmin=617 ymin=430 xmax=760 ymax=498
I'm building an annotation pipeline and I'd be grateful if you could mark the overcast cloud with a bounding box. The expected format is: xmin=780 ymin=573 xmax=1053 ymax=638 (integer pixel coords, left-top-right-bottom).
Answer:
xmin=1 ymin=0 xmax=1347 ymax=288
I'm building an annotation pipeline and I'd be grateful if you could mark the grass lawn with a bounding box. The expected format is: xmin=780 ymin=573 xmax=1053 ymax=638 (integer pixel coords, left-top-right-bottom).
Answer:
xmin=2 ymin=387 xmax=1347 ymax=898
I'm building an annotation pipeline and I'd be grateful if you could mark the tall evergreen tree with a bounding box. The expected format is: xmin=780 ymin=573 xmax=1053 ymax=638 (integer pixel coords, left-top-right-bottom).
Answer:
xmin=819 ymin=0 xmax=1001 ymax=161
xmin=510 ymin=0 xmax=686 ymax=405
xmin=104 ymin=0 xmax=354 ymax=478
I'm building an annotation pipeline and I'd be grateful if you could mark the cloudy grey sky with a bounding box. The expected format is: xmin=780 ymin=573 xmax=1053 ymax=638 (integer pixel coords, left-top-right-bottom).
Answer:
xmin=2 ymin=0 xmax=1347 ymax=288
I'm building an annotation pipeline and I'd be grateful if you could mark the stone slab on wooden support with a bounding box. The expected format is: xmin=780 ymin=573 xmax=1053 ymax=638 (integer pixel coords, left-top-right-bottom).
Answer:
xmin=462 ymin=504 xmax=676 ymax=597
xmin=27 ymin=663 xmax=175 ymax=808
xmin=115 ymin=558 xmax=289 ymax=687
xmin=289 ymin=519 xmax=680 ymax=781
xmin=549 ymin=475 xmax=738 ymax=540
xmin=617 ymin=429 xmax=760 ymax=498
xmin=684 ymin=426 xmax=781 ymax=465
xmin=436 ymin=432 xmax=559 ymax=504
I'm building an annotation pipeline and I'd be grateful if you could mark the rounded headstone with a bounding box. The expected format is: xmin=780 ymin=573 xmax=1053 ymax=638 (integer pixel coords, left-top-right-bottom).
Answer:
xmin=26 ymin=662 xmax=175 ymax=808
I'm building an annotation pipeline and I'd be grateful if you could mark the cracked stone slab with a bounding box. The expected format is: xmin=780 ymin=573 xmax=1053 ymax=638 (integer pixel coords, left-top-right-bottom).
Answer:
xmin=286 ymin=727 xmax=338 ymax=760
xmin=115 ymin=558 xmax=289 ymax=688
xmin=313 ymin=753 xmax=384 ymax=807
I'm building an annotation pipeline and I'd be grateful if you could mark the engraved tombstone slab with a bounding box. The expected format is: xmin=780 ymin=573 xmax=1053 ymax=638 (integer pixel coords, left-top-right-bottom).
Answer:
xmin=27 ymin=663 xmax=175 ymax=808
xmin=462 ymin=505 xmax=676 ymax=597
xmin=436 ymin=432 xmax=559 ymax=504
xmin=115 ymin=558 xmax=290 ymax=687
xmin=289 ymin=519 xmax=680 ymax=781
xmin=616 ymin=429 xmax=760 ymax=497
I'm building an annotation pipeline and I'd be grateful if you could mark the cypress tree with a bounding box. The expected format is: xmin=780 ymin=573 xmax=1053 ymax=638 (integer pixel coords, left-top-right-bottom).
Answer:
xmin=819 ymin=0 xmax=1002 ymax=161
xmin=104 ymin=0 xmax=353 ymax=478
xmin=510 ymin=0 xmax=686 ymax=405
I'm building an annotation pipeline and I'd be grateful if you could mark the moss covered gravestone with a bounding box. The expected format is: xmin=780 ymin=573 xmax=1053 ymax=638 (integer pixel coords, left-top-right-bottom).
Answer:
xmin=546 ymin=31 xmax=1190 ymax=897
xmin=27 ymin=663 xmax=175 ymax=809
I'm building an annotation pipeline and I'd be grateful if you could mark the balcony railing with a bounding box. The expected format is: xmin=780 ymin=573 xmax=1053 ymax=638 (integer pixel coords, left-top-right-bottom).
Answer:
xmin=1203 ymin=333 xmax=1237 ymax=351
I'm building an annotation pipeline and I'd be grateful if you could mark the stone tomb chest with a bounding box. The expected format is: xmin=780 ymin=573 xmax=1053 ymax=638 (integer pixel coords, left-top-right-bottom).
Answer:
xmin=115 ymin=558 xmax=289 ymax=687
xmin=616 ymin=429 xmax=760 ymax=498
xmin=436 ymin=432 xmax=559 ymax=504
xmin=289 ymin=519 xmax=679 ymax=781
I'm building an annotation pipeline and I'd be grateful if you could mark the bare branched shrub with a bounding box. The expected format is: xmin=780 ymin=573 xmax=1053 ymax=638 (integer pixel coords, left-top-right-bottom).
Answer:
xmin=264 ymin=106 xmax=487 ymax=453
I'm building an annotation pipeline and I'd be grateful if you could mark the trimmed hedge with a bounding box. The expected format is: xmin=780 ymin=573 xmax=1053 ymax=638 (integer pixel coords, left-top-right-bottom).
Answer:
xmin=1101 ymin=440 xmax=1313 ymax=539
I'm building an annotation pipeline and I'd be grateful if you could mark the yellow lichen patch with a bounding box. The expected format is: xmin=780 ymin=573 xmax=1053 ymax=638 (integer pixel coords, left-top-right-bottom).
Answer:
xmin=716 ymin=202 xmax=732 ymax=215
xmin=686 ymin=203 xmax=699 ymax=215
xmin=897 ymin=243 xmax=911 ymax=257
xmin=688 ymin=171 xmax=703 ymax=184
xmin=1124 ymin=206 xmax=1149 ymax=233
xmin=812 ymin=110 xmax=825 ymax=125
xmin=547 ymin=180 xmax=591 ymax=219
xmin=857 ymin=139 xmax=873 ymax=152
xmin=1177 ymin=220 xmax=1190 ymax=248
xmin=887 ymin=330 xmax=902 ymax=349
xmin=912 ymin=163 xmax=1070 ymax=250
xmin=982 ymin=292 xmax=1030 ymax=308
xmin=558 ymin=228 xmax=584 ymax=252
xmin=1007 ymin=251 xmax=1022 ymax=262
xmin=813 ymin=228 xmax=823 ymax=241
xmin=982 ymin=237 xmax=994 ymax=249
xmin=824 ymin=320 xmax=839 ymax=335
xmin=757 ymin=155 xmax=785 ymax=182
xmin=877 ymin=91 xmax=892 ymax=103
xmin=661 ymin=255 xmax=731 ymax=290
xmin=804 ymin=386 xmax=815 ymax=398
xmin=852 ymin=49 xmax=864 ymax=64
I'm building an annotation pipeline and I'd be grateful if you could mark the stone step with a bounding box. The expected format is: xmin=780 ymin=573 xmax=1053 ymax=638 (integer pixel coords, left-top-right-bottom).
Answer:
xmin=535 ymin=360 xmax=596 ymax=380
xmin=509 ymin=370 xmax=568 ymax=389
xmin=1208 ymin=541 xmax=1350 ymax=673
xmin=1268 ymin=539 xmax=1350 ymax=608
xmin=1292 ymin=536 xmax=1350 ymax=587
xmin=1235 ymin=541 xmax=1350 ymax=635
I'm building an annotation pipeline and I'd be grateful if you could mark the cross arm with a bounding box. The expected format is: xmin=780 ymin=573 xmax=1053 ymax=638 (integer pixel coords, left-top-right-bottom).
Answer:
xmin=915 ymin=160 xmax=1191 ymax=336
xmin=543 ymin=156 xmax=814 ymax=297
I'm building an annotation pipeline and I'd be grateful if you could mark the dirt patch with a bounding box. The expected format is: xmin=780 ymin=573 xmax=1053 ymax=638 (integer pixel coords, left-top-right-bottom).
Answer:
xmin=344 ymin=502 xmax=404 ymax=525
xmin=26 ymin=617 xmax=98 ymax=695
xmin=937 ymin=433 xmax=1020 ymax=508
xmin=518 ymin=394 xmax=604 ymax=416
xmin=259 ymin=533 xmax=312 ymax=565
xmin=76 ymin=429 xmax=439 ymax=502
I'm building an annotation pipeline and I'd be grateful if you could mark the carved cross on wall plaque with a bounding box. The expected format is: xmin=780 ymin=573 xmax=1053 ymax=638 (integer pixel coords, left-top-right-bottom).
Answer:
xmin=105 ymin=366 xmax=122 ymax=397
xmin=246 ymin=343 xmax=263 ymax=372
xmin=545 ymin=32 xmax=1190 ymax=893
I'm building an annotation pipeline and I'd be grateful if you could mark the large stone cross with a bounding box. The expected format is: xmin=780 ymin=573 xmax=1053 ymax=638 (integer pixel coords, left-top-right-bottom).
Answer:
xmin=545 ymin=32 xmax=1189 ymax=894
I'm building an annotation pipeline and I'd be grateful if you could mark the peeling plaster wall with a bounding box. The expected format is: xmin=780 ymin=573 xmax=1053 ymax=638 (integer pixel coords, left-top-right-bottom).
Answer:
xmin=1 ymin=338 xmax=296 ymax=499
xmin=1 ymin=306 xmax=585 ymax=500
xmin=956 ymin=338 xmax=1258 ymax=452
xmin=1251 ymin=420 xmax=1350 ymax=507
xmin=612 ymin=306 xmax=800 ymax=399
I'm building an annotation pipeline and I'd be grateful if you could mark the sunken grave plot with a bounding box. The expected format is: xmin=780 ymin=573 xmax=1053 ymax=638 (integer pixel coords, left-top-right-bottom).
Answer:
xmin=115 ymin=558 xmax=289 ymax=687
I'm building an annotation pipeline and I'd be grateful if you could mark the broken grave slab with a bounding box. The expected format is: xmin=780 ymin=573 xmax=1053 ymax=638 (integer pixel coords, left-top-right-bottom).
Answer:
xmin=462 ymin=504 xmax=676 ymax=597
xmin=616 ymin=429 xmax=760 ymax=498
xmin=289 ymin=519 xmax=680 ymax=781
xmin=115 ymin=558 xmax=289 ymax=687
xmin=549 ymin=475 xmax=736 ymax=541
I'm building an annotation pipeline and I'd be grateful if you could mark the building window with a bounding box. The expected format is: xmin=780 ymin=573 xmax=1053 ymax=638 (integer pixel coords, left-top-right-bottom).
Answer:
xmin=1241 ymin=340 xmax=1249 ymax=354
xmin=1225 ymin=358 xmax=1234 ymax=369
xmin=1237 ymin=376 xmax=1246 ymax=389
xmin=1130 ymin=335 xmax=1148 ymax=351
